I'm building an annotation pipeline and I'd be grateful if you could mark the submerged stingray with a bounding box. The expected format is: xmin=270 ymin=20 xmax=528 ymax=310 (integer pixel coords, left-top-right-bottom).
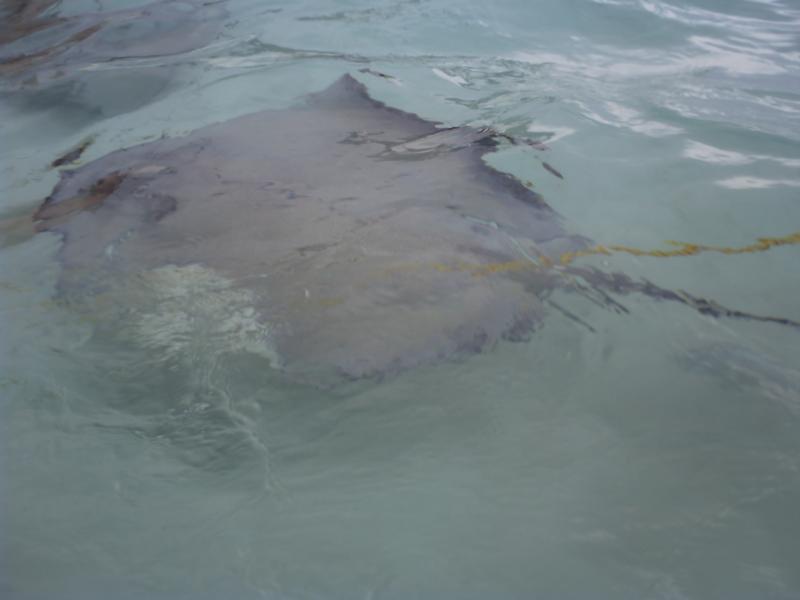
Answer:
xmin=34 ymin=74 xmax=798 ymax=382
xmin=0 ymin=0 xmax=227 ymax=117
xmin=0 ymin=1 xmax=226 ymax=75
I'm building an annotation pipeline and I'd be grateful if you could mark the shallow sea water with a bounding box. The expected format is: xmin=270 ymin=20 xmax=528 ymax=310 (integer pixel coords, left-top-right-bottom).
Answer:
xmin=2 ymin=0 xmax=800 ymax=598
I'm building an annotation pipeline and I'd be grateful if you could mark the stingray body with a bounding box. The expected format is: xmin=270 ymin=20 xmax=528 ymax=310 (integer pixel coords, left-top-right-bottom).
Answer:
xmin=0 ymin=1 xmax=226 ymax=75
xmin=35 ymin=74 xmax=793 ymax=382
xmin=1 ymin=1 xmax=226 ymax=117
xmin=37 ymin=75 xmax=594 ymax=380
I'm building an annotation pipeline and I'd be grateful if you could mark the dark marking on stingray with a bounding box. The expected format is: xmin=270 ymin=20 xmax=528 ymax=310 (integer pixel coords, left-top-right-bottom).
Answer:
xmin=358 ymin=67 xmax=396 ymax=81
xmin=51 ymin=135 xmax=95 ymax=168
xmin=35 ymin=171 xmax=127 ymax=228
xmin=34 ymin=74 xmax=800 ymax=384
xmin=502 ymin=311 xmax=541 ymax=342
xmin=542 ymin=161 xmax=564 ymax=180
xmin=546 ymin=299 xmax=596 ymax=333
xmin=569 ymin=266 xmax=800 ymax=330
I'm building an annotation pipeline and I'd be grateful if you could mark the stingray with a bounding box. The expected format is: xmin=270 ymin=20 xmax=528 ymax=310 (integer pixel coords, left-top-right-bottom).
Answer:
xmin=33 ymin=74 xmax=799 ymax=383
xmin=0 ymin=1 xmax=226 ymax=75
xmin=0 ymin=0 xmax=227 ymax=117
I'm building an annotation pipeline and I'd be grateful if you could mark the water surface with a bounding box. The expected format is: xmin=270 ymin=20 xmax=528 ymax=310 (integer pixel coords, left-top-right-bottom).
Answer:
xmin=2 ymin=0 xmax=800 ymax=598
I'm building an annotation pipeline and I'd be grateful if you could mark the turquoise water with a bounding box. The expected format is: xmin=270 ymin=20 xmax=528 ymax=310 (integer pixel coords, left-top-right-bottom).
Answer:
xmin=2 ymin=0 xmax=800 ymax=598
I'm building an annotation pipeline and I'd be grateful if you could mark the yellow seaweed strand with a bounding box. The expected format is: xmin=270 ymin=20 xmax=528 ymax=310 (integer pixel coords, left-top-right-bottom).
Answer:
xmin=558 ymin=231 xmax=800 ymax=267
xmin=418 ymin=230 xmax=800 ymax=277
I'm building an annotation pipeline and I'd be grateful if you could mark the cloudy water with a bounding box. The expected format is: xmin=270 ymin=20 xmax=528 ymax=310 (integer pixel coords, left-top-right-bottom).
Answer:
xmin=2 ymin=0 xmax=800 ymax=598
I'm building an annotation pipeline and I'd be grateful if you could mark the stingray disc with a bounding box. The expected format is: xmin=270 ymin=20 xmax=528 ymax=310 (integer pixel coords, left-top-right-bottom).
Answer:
xmin=38 ymin=74 xmax=588 ymax=380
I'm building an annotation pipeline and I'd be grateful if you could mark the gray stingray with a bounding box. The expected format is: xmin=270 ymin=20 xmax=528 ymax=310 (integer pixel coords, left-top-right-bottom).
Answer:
xmin=1 ymin=0 xmax=226 ymax=117
xmin=0 ymin=1 xmax=226 ymax=75
xmin=34 ymin=74 xmax=799 ymax=382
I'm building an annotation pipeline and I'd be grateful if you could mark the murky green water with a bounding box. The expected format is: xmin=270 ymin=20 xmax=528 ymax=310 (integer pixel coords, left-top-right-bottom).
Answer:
xmin=2 ymin=0 xmax=800 ymax=598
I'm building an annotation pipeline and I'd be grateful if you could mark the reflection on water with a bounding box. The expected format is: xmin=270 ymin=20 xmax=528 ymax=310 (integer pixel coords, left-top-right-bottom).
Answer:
xmin=2 ymin=0 xmax=800 ymax=598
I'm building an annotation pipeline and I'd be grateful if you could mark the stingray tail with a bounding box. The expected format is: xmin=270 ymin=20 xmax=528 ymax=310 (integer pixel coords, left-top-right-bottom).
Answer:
xmin=564 ymin=266 xmax=800 ymax=330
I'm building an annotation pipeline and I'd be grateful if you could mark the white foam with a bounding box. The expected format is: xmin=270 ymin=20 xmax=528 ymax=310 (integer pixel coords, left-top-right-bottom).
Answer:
xmin=127 ymin=264 xmax=281 ymax=366
xmin=716 ymin=176 xmax=800 ymax=189
xmin=685 ymin=141 xmax=800 ymax=167
xmin=684 ymin=141 xmax=753 ymax=166
xmin=639 ymin=0 xmax=800 ymax=47
xmin=525 ymin=123 xmax=576 ymax=144
xmin=432 ymin=68 xmax=467 ymax=86
xmin=568 ymin=99 xmax=682 ymax=137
